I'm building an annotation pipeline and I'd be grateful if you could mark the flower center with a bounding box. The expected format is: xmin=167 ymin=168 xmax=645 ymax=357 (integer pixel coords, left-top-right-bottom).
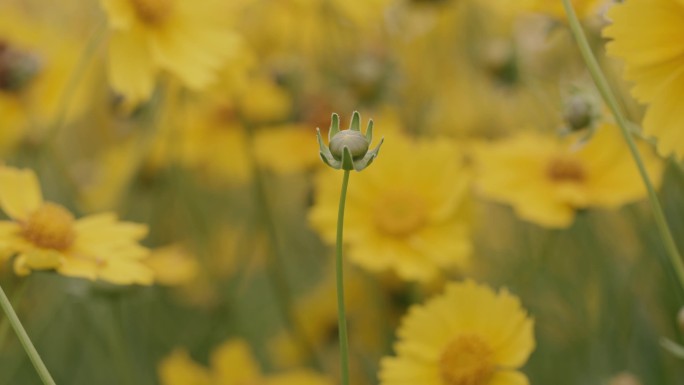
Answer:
xmin=130 ymin=0 xmax=174 ymax=25
xmin=546 ymin=157 xmax=585 ymax=183
xmin=0 ymin=40 xmax=42 ymax=93
xmin=22 ymin=203 xmax=76 ymax=250
xmin=439 ymin=334 xmax=495 ymax=385
xmin=374 ymin=191 xmax=427 ymax=237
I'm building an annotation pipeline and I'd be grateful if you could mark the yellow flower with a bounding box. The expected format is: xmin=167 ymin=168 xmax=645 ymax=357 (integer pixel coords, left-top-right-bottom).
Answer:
xmin=379 ymin=280 xmax=535 ymax=385
xmin=474 ymin=125 xmax=663 ymax=228
xmin=158 ymin=339 xmax=332 ymax=385
xmin=603 ymin=0 xmax=684 ymax=158
xmin=0 ymin=166 xmax=153 ymax=285
xmin=0 ymin=6 xmax=92 ymax=153
xmin=254 ymin=124 xmax=322 ymax=175
xmin=145 ymin=244 xmax=199 ymax=286
xmin=309 ymin=132 xmax=472 ymax=282
xmin=100 ymin=0 xmax=240 ymax=105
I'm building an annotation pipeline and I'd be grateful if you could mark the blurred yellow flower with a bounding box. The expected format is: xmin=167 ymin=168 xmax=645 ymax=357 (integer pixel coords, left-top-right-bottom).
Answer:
xmin=100 ymin=0 xmax=240 ymax=105
xmin=379 ymin=280 xmax=535 ymax=385
xmin=309 ymin=132 xmax=472 ymax=282
xmin=604 ymin=0 xmax=684 ymax=158
xmin=474 ymin=125 xmax=663 ymax=228
xmin=159 ymin=339 xmax=332 ymax=385
xmin=145 ymin=244 xmax=199 ymax=286
xmin=254 ymin=124 xmax=322 ymax=175
xmin=271 ymin=265 xmax=383 ymax=374
xmin=0 ymin=6 xmax=91 ymax=152
xmin=0 ymin=166 xmax=153 ymax=285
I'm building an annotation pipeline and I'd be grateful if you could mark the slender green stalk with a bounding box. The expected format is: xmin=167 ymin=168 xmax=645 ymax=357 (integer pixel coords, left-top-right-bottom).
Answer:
xmin=561 ymin=0 xmax=684 ymax=293
xmin=0 ymin=280 xmax=29 ymax=349
xmin=335 ymin=169 xmax=351 ymax=385
xmin=0 ymin=283 xmax=56 ymax=385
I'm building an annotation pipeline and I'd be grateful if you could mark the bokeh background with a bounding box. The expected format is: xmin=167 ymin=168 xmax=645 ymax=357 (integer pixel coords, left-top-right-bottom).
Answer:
xmin=0 ymin=0 xmax=683 ymax=384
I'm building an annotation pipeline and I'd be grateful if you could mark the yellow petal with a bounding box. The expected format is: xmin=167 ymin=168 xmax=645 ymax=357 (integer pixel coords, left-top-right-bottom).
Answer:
xmin=158 ymin=349 xmax=212 ymax=385
xmin=20 ymin=249 xmax=62 ymax=270
xmin=210 ymin=339 xmax=262 ymax=384
xmin=0 ymin=166 xmax=43 ymax=221
xmin=108 ymin=28 xmax=156 ymax=105
xmin=56 ymin=257 xmax=99 ymax=281
xmin=98 ymin=259 xmax=154 ymax=285
xmin=101 ymin=0 xmax=136 ymax=30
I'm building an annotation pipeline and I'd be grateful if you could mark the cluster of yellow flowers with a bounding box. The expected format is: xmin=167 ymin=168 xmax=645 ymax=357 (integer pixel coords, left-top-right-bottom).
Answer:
xmin=0 ymin=0 xmax=682 ymax=384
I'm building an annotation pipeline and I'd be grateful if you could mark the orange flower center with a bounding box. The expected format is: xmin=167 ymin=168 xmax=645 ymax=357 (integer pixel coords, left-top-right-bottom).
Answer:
xmin=131 ymin=0 xmax=174 ymax=25
xmin=374 ymin=191 xmax=427 ymax=237
xmin=22 ymin=203 xmax=76 ymax=250
xmin=546 ymin=156 xmax=585 ymax=183
xmin=439 ymin=334 xmax=495 ymax=385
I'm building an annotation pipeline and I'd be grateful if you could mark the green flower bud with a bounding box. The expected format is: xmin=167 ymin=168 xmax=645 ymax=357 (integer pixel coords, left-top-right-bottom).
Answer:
xmin=316 ymin=111 xmax=383 ymax=171
xmin=330 ymin=130 xmax=369 ymax=160
xmin=563 ymin=94 xmax=594 ymax=132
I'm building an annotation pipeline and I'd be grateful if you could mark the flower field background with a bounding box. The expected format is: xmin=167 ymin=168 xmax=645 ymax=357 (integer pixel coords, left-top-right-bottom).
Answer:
xmin=1 ymin=0 xmax=684 ymax=384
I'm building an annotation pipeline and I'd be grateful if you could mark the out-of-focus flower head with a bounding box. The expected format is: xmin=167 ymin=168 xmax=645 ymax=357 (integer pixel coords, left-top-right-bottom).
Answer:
xmin=158 ymin=339 xmax=333 ymax=385
xmin=145 ymin=244 xmax=199 ymax=286
xmin=100 ymin=0 xmax=241 ymax=106
xmin=379 ymin=280 xmax=535 ymax=385
xmin=0 ymin=165 xmax=153 ymax=285
xmin=310 ymin=131 xmax=472 ymax=282
xmin=603 ymin=0 xmax=684 ymax=159
xmin=474 ymin=124 xmax=663 ymax=228
xmin=0 ymin=6 xmax=92 ymax=153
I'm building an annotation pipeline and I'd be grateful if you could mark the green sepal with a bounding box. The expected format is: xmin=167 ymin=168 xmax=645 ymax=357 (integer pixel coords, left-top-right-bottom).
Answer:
xmin=341 ymin=146 xmax=355 ymax=170
xmin=350 ymin=111 xmax=361 ymax=131
xmin=365 ymin=119 xmax=374 ymax=143
xmin=328 ymin=113 xmax=340 ymax=142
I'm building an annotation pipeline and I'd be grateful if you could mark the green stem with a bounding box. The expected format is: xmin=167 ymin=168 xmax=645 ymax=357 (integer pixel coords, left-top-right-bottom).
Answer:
xmin=0 ymin=280 xmax=29 ymax=349
xmin=0 ymin=283 xmax=56 ymax=385
xmin=561 ymin=0 xmax=684 ymax=293
xmin=336 ymin=169 xmax=351 ymax=385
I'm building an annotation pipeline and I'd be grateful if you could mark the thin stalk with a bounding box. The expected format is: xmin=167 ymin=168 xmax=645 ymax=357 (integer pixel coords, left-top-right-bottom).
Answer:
xmin=335 ymin=169 xmax=351 ymax=385
xmin=561 ymin=0 xmax=684 ymax=293
xmin=0 ymin=283 xmax=56 ymax=385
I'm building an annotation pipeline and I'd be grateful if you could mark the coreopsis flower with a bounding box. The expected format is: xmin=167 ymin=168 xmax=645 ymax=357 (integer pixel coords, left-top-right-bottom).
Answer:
xmin=0 ymin=6 xmax=91 ymax=152
xmin=603 ymin=0 xmax=684 ymax=158
xmin=158 ymin=339 xmax=332 ymax=385
xmin=100 ymin=0 xmax=240 ymax=105
xmin=0 ymin=166 xmax=153 ymax=285
xmin=254 ymin=124 xmax=322 ymax=175
xmin=380 ymin=280 xmax=535 ymax=385
xmin=145 ymin=244 xmax=199 ymax=286
xmin=474 ymin=125 xmax=663 ymax=228
xmin=309 ymin=132 xmax=472 ymax=282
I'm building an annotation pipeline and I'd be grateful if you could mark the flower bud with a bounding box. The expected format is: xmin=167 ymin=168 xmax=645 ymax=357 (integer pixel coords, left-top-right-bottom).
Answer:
xmin=563 ymin=94 xmax=594 ymax=132
xmin=329 ymin=130 xmax=370 ymax=160
xmin=316 ymin=111 xmax=383 ymax=171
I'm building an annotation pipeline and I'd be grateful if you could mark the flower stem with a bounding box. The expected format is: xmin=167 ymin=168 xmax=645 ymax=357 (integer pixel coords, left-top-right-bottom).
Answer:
xmin=0 ymin=283 xmax=56 ymax=385
xmin=336 ymin=169 xmax=351 ymax=385
xmin=561 ymin=0 xmax=684 ymax=293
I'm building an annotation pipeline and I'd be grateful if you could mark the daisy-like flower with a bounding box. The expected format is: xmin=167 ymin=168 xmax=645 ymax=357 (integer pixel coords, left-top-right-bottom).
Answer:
xmin=309 ymin=132 xmax=471 ymax=282
xmin=100 ymin=0 xmax=240 ymax=105
xmin=474 ymin=124 xmax=663 ymax=228
xmin=0 ymin=166 xmax=153 ymax=285
xmin=380 ymin=280 xmax=535 ymax=385
xmin=603 ymin=0 xmax=684 ymax=158
xmin=158 ymin=339 xmax=332 ymax=385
